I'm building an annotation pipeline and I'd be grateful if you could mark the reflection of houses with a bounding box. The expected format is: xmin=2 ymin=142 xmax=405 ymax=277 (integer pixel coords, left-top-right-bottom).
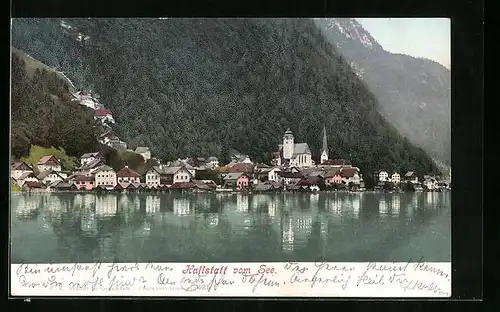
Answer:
xmin=145 ymin=195 xmax=161 ymax=215
xmin=281 ymin=213 xmax=313 ymax=251
xmin=95 ymin=195 xmax=117 ymax=216
xmin=379 ymin=197 xmax=387 ymax=214
xmin=236 ymin=194 xmax=249 ymax=212
xmin=391 ymin=195 xmax=401 ymax=214
xmin=14 ymin=195 xmax=40 ymax=216
xmin=80 ymin=211 xmax=98 ymax=236
xmin=282 ymin=218 xmax=295 ymax=251
xmin=173 ymin=198 xmax=191 ymax=216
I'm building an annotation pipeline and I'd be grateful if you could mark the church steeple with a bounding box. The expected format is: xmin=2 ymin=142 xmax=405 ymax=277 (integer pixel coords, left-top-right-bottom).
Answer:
xmin=320 ymin=125 xmax=329 ymax=165
xmin=322 ymin=125 xmax=328 ymax=154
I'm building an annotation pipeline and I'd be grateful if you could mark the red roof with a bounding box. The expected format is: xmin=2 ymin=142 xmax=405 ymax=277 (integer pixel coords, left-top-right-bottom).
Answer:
xmin=72 ymin=175 xmax=95 ymax=182
xmin=95 ymin=109 xmax=112 ymax=117
xmin=116 ymin=166 xmax=140 ymax=178
xmin=37 ymin=155 xmax=59 ymax=165
xmin=228 ymin=163 xmax=253 ymax=173
xmin=325 ymin=170 xmax=341 ymax=178
xmin=340 ymin=168 xmax=359 ymax=178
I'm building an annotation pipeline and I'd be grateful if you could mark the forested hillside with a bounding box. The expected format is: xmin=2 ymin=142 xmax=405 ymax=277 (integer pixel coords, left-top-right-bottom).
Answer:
xmin=10 ymin=49 xmax=101 ymax=158
xmin=11 ymin=18 xmax=439 ymax=175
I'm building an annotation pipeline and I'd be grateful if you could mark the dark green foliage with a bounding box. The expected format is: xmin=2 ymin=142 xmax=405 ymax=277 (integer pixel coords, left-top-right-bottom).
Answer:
xmin=11 ymin=18 xmax=440 ymax=176
xmin=10 ymin=51 xmax=100 ymax=159
xmin=363 ymin=174 xmax=376 ymax=190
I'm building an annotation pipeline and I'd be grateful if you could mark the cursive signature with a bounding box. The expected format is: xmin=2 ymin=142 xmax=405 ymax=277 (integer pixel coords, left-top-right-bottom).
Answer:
xmin=241 ymin=273 xmax=280 ymax=293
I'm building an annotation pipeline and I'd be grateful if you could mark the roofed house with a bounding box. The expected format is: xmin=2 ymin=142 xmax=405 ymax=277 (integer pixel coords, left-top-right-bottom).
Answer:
xmin=191 ymin=180 xmax=214 ymax=191
xmin=22 ymin=181 xmax=47 ymax=192
xmin=37 ymin=170 xmax=64 ymax=186
xmin=325 ymin=170 xmax=342 ymax=186
xmin=116 ymin=166 xmax=141 ymax=184
xmin=145 ymin=166 xmax=162 ymax=187
xmin=75 ymin=158 xmax=105 ymax=176
xmin=53 ymin=182 xmax=78 ymax=192
xmin=70 ymin=175 xmax=96 ymax=190
xmin=170 ymin=181 xmax=196 ymax=190
xmin=80 ymin=152 xmax=102 ymax=166
xmin=228 ymin=163 xmax=254 ymax=173
xmin=340 ymin=167 xmax=361 ymax=185
xmin=11 ymin=162 xmax=34 ymax=180
xmin=207 ymin=156 xmax=219 ymax=168
xmin=16 ymin=172 xmax=39 ymax=188
xmin=159 ymin=166 xmax=192 ymax=186
xmin=404 ymin=171 xmax=419 ymax=184
xmin=94 ymin=109 xmax=115 ymax=124
xmin=37 ymin=155 xmax=61 ymax=172
xmin=277 ymin=171 xmax=303 ymax=186
xmin=135 ymin=147 xmax=151 ymax=161
xmin=223 ymin=172 xmax=250 ymax=190
xmin=94 ymin=165 xmax=117 ymax=188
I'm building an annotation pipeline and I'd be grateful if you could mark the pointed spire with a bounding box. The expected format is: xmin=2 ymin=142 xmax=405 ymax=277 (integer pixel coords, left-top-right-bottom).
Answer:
xmin=322 ymin=125 xmax=328 ymax=153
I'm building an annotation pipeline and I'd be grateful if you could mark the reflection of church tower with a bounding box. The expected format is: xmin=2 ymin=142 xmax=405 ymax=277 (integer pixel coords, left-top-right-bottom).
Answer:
xmin=283 ymin=128 xmax=295 ymax=161
xmin=320 ymin=125 xmax=328 ymax=165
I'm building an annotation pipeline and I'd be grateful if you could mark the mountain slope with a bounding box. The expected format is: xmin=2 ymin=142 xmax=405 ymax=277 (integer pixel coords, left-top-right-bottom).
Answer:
xmin=10 ymin=48 xmax=101 ymax=158
xmin=11 ymin=18 xmax=439 ymax=175
xmin=314 ymin=18 xmax=451 ymax=165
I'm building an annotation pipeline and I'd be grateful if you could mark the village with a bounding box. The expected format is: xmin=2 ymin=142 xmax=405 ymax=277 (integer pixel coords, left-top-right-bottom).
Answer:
xmin=11 ymin=90 xmax=451 ymax=194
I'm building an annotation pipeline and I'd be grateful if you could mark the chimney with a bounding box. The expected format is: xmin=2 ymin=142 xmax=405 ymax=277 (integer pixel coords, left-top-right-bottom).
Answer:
xmin=125 ymin=165 xmax=128 ymax=168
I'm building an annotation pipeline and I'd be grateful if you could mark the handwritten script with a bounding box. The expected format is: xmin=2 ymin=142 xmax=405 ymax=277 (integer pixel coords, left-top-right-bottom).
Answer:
xmin=11 ymin=260 xmax=451 ymax=297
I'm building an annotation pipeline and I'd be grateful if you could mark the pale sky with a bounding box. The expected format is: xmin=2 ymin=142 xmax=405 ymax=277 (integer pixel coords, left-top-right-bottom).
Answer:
xmin=355 ymin=18 xmax=451 ymax=69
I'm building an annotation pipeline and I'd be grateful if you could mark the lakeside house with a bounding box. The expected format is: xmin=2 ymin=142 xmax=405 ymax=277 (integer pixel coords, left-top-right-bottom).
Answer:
xmin=145 ymin=166 xmax=162 ymax=187
xmin=71 ymin=175 xmax=95 ymax=190
xmin=404 ymin=171 xmax=419 ymax=184
xmin=37 ymin=155 xmax=61 ymax=172
xmin=37 ymin=170 xmax=64 ymax=185
xmin=16 ymin=172 xmax=39 ymax=188
xmin=277 ymin=171 xmax=303 ymax=186
xmin=152 ymin=166 xmax=193 ymax=186
xmin=116 ymin=166 xmax=141 ymax=184
xmin=376 ymin=170 xmax=389 ymax=182
xmin=11 ymin=162 xmax=34 ymax=180
xmin=268 ymin=167 xmax=282 ymax=182
xmin=223 ymin=172 xmax=250 ymax=190
xmin=340 ymin=167 xmax=361 ymax=185
xmin=325 ymin=170 xmax=342 ymax=186
xmin=22 ymin=181 xmax=46 ymax=192
xmin=135 ymin=147 xmax=151 ymax=161
xmin=94 ymin=165 xmax=117 ymax=188
xmin=391 ymin=172 xmax=401 ymax=184
xmin=80 ymin=152 xmax=102 ymax=166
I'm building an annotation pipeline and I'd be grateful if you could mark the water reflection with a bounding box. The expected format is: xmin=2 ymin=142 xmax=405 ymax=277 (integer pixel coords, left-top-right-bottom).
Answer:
xmin=10 ymin=192 xmax=451 ymax=263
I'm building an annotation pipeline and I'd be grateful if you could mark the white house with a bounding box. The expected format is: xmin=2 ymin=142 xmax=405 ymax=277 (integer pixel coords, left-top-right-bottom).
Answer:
xmin=378 ymin=171 xmax=389 ymax=182
xmin=80 ymin=152 xmax=101 ymax=166
xmin=391 ymin=172 xmax=401 ymax=184
xmin=207 ymin=156 xmax=219 ymax=168
xmin=135 ymin=147 xmax=151 ymax=161
xmin=75 ymin=158 xmax=105 ymax=176
xmin=164 ymin=166 xmax=193 ymax=185
xmin=268 ymin=167 xmax=282 ymax=182
xmin=94 ymin=165 xmax=117 ymax=188
xmin=116 ymin=166 xmax=140 ymax=184
xmin=16 ymin=172 xmax=39 ymax=188
xmin=341 ymin=168 xmax=361 ymax=185
xmin=37 ymin=170 xmax=64 ymax=186
xmin=37 ymin=155 xmax=61 ymax=172
xmin=145 ymin=166 xmax=162 ymax=187
xmin=11 ymin=162 xmax=34 ymax=180
xmin=404 ymin=171 xmax=419 ymax=184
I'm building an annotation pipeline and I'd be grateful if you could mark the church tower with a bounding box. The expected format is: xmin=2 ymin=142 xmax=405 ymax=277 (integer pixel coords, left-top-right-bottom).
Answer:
xmin=283 ymin=128 xmax=294 ymax=160
xmin=320 ymin=125 xmax=329 ymax=165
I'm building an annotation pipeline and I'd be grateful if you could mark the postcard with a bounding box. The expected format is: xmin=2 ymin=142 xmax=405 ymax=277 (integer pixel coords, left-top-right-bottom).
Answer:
xmin=9 ymin=17 xmax=451 ymax=298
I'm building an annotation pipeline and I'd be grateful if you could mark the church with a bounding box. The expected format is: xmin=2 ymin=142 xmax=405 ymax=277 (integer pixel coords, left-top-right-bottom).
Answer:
xmin=273 ymin=127 xmax=329 ymax=168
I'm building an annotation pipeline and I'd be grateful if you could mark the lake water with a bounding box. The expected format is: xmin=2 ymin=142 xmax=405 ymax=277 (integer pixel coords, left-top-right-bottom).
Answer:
xmin=10 ymin=192 xmax=451 ymax=263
